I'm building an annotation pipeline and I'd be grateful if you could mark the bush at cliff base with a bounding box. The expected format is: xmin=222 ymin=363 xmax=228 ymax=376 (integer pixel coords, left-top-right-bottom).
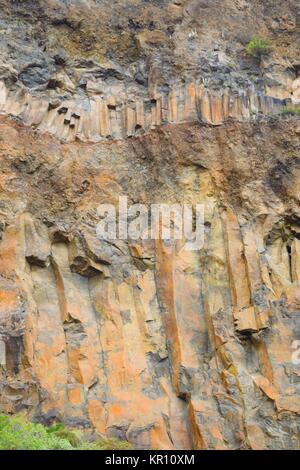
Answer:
xmin=0 ymin=414 xmax=133 ymax=450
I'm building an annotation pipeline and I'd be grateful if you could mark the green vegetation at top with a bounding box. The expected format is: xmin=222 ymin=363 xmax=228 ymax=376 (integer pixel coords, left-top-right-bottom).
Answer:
xmin=0 ymin=414 xmax=133 ymax=450
xmin=246 ymin=36 xmax=271 ymax=59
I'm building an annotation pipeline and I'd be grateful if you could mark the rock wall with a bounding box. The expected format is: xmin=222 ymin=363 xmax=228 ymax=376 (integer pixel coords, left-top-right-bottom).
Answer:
xmin=0 ymin=116 xmax=300 ymax=449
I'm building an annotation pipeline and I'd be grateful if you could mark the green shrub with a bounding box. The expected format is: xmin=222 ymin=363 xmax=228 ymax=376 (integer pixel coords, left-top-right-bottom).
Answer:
xmin=281 ymin=106 xmax=300 ymax=115
xmin=47 ymin=423 xmax=81 ymax=447
xmin=46 ymin=422 xmax=65 ymax=434
xmin=246 ymin=36 xmax=271 ymax=59
xmin=0 ymin=414 xmax=133 ymax=450
xmin=0 ymin=414 xmax=72 ymax=450
xmin=78 ymin=437 xmax=134 ymax=451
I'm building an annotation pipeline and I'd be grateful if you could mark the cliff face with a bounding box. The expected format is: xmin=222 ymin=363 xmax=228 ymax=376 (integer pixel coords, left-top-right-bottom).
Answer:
xmin=1 ymin=117 xmax=300 ymax=449
xmin=0 ymin=0 xmax=300 ymax=450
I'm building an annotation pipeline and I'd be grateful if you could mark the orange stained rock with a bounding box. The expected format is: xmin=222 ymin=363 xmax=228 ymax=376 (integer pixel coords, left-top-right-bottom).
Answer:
xmin=67 ymin=384 xmax=85 ymax=406
xmin=210 ymin=95 xmax=224 ymax=125
xmin=200 ymin=90 xmax=212 ymax=123
xmin=88 ymin=399 xmax=107 ymax=434
xmin=168 ymin=89 xmax=178 ymax=122
xmin=252 ymin=374 xmax=279 ymax=401
xmin=184 ymin=82 xmax=197 ymax=120
xmin=224 ymin=208 xmax=251 ymax=310
xmin=100 ymin=99 xmax=111 ymax=137
xmin=291 ymin=238 xmax=300 ymax=282
xmin=246 ymin=424 xmax=266 ymax=450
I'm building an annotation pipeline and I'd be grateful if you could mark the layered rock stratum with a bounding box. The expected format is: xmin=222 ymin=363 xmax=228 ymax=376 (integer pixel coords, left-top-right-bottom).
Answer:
xmin=0 ymin=0 xmax=300 ymax=450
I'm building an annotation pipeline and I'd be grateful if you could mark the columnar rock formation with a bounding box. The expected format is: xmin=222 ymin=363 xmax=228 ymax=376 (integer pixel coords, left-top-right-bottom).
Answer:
xmin=0 ymin=80 xmax=287 ymax=142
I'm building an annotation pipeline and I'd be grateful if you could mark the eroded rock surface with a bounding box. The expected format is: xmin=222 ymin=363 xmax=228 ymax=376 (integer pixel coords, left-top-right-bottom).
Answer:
xmin=0 ymin=116 xmax=300 ymax=449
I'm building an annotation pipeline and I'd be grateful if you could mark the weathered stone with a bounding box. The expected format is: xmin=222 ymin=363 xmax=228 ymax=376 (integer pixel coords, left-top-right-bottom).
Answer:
xmin=24 ymin=214 xmax=51 ymax=267
xmin=68 ymin=239 xmax=105 ymax=278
